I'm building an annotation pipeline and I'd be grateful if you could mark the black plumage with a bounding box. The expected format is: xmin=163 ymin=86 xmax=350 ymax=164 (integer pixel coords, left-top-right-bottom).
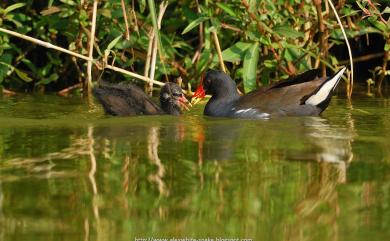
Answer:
xmin=93 ymin=82 xmax=189 ymax=116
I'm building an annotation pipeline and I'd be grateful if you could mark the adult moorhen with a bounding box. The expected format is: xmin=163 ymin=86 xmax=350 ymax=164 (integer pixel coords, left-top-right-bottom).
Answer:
xmin=93 ymin=82 xmax=190 ymax=116
xmin=192 ymin=67 xmax=346 ymax=118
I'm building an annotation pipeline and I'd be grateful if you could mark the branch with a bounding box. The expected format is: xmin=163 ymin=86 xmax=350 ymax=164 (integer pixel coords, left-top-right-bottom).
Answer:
xmin=0 ymin=27 xmax=164 ymax=87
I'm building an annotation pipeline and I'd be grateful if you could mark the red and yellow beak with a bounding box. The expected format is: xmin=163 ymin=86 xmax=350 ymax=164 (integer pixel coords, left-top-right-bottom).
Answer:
xmin=191 ymin=76 xmax=206 ymax=105
xmin=177 ymin=94 xmax=192 ymax=111
xmin=191 ymin=85 xmax=205 ymax=105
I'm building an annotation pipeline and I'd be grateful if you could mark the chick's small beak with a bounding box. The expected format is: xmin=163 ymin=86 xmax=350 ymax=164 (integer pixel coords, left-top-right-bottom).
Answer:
xmin=191 ymin=85 xmax=206 ymax=105
xmin=177 ymin=94 xmax=191 ymax=111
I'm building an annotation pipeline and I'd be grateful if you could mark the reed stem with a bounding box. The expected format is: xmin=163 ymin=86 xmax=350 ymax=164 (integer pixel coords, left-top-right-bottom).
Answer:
xmin=87 ymin=0 xmax=98 ymax=95
xmin=120 ymin=0 xmax=131 ymax=40
xmin=146 ymin=0 xmax=168 ymax=95
xmin=212 ymin=30 xmax=226 ymax=73
xmin=327 ymin=0 xmax=354 ymax=97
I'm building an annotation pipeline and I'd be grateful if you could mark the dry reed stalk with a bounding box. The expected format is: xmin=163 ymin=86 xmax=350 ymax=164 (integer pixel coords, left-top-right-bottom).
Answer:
xmin=120 ymin=0 xmax=131 ymax=40
xmin=0 ymin=27 xmax=165 ymax=87
xmin=212 ymin=30 xmax=226 ymax=73
xmin=58 ymin=83 xmax=82 ymax=96
xmin=87 ymin=0 xmax=98 ymax=95
xmin=378 ymin=50 xmax=388 ymax=93
xmin=144 ymin=29 xmax=154 ymax=80
xmin=148 ymin=36 xmax=158 ymax=93
xmin=327 ymin=0 xmax=354 ymax=97
xmin=146 ymin=1 xmax=168 ymax=95
xmin=0 ymin=27 xmax=92 ymax=61
xmin=2 ymin=88 xmax=17 ymax=95
xmin=105 ymin=64 xmax=164 ymax=86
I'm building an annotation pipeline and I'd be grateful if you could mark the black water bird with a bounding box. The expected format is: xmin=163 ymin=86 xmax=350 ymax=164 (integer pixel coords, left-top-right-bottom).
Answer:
xmin=93 ymin=82 xmax=190 ymax=116
xmin=192 ymin=67 xmax=346 ymax=119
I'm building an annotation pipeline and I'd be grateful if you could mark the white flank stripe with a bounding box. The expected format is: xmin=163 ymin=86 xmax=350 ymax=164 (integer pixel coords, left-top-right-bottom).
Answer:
xmin=257 ymin=113 xmax=270 ymax=118
xmin=305 ymin=67 xmax=346 ymax=106
xmin=235 ymin=108 xmax=253 ymax=114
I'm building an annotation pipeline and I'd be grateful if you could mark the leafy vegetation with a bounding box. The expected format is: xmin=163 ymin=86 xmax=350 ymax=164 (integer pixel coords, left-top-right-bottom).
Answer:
xmin=0 ymin=0 xmax=389 ymax=94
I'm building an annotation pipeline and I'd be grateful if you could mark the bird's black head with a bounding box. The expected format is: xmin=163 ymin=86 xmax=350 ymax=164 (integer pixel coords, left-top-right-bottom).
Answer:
xmin=159 ymin=82 xmax=190 ymax=115
xmin=193 ymin=70 xmax=239 ymax=100
xmin=204 ymin=70 xmax=234 ymax=95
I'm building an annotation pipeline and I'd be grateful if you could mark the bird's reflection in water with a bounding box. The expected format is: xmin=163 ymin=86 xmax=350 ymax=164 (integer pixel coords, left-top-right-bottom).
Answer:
xmin=93 ymin=117 xmax=188 ymax=198
xmin=289 ymin=115 xmax=356 ymax=241
xmin=197 ymin=119 xmax=242 ymax=162
xmin=195 ymin=116 xmax=354 ymax=166
xmin=193 ymin=115 xmax=356 ymax=240
xmin=303 ymin=116 xmax=355 ymax=182
xmin=93 ymin=114 xmax=356 ymax=233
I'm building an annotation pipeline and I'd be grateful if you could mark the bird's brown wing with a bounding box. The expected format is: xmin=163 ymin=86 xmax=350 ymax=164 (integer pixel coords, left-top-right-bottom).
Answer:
xmin=236 ymin=70 xmax=326 ymax=115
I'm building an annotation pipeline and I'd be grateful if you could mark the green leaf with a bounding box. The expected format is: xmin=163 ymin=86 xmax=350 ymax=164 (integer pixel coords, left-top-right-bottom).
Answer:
xmin=0 ymin=54 xmax=13 ymax=83
xmin=284 ymin=48 xmax=294 ymax=61
xmin=21 ymin=59 xmax=38 ymax=75
xmin=37 ymin=73 xmax=59 ymax=85
xmin=210 ymin=18 xmax=221 ymax=30
xmin=382 ymin=7 xmax=390 ymax=14
xmin=182 ymin=16 xmax=209 ymax=34
xmin=330 ymin=55 xmax=339 ymax=65
xmin=182 ymin=6 xmax=198 ymax=22
xmin=273 ymin=25 xmax=304 ymax=39
xmin=101 ymin=9 xmax=111 ymax=18
xmin=385 ymin=43 xmax=390 ymax=52
xmin=243 ymin=42 xmax=259 ymax=93
xmin=246 ymin=30 xmax=261 ymax=42
xmin=197 ymin=49 xmax=212 ymax=72
xmin=60 ymin=0 xmax=76 ymax=6
xmin=147 ymin=0 xmax=167 ymax=67
xmin=248 ymin=0 xmax=257 ymax=12
xmin=259 ymin=36 xmax=271 ymax=45
xmin=40 ymin=6 xmax=61 ymax=16
xmin=15 ymin=69 xmax=33 ymax=82
xmin=216 ymin=3 xmax=237 ymax=17
xmin=4 ymin=3 xmax=26 ymax=14
xmin=355 ymin=1 xmax=366 ymax=11
xmin=342 ymin=6 xmax=359 ymax=17
xmin=264 ymin=59 xmax=277 ymax=68
xmin=139 ymin=0 xmax=146 ymax=13
xmin=219 ymin=42 xmax=252 ymax=63
xmin=106 ymin=35 xmax=122 ymax=52
xmin=259 ymin=21 xmax=274 ymax=34
xmin=368 ymin=17 xmax=388 ymax=32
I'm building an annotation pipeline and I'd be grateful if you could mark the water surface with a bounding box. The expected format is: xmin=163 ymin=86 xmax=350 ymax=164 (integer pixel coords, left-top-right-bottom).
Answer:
xmin=0 ymin=91 xmax=389 ymax=241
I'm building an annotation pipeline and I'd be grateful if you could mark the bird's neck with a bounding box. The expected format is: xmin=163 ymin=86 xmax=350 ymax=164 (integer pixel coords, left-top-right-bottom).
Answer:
xmin=205 ymin=88 xmax=240 ymax=117
xmin=213 ymin=77 xmax=240 ymax=99
xmin=161 ymin=101 xmax=181 ymax=116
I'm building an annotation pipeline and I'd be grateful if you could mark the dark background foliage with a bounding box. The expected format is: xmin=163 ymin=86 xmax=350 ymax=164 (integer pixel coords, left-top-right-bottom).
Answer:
xmin=0 ymin=0 xmax=389 ymax=94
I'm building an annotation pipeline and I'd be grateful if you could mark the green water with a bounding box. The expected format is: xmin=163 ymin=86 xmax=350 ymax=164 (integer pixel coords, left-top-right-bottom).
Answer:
xmin=0 ymin=92 xmax=389 ymax=241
